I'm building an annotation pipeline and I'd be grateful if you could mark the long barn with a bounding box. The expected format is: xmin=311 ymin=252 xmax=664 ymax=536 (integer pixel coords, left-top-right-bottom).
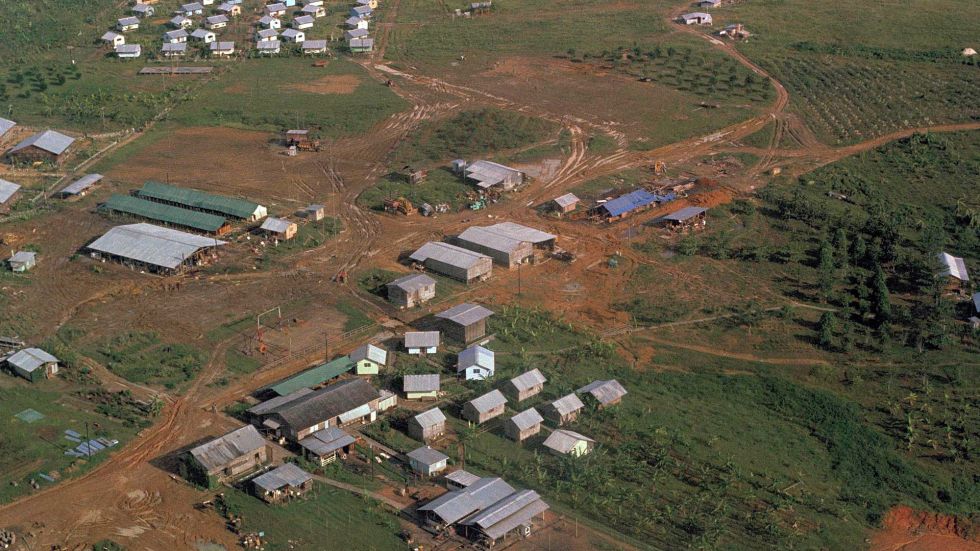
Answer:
xmin=135 ymin=181 xmax=267 ymax=221
xmin=86 ymin=223 xmax=227 ymax=274
xmin=101 ymin=194 xmax=230 ymax=234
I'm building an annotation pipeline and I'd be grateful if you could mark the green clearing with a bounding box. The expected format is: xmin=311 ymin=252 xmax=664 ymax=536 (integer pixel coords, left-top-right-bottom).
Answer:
xmin=220 ymin=484 xmax=405 ymax=551
xmin=0 ymin=385 xmax=136 ymax=504
xmin=356 ymin=168 xmax=476 ymax=212
xmin=89 ymin=331 xmax=206 ymax=389
xmin=224 ymin=348 xmax=262 ymax=376
xmin=336 ymin=300 xmax=376 ymax=332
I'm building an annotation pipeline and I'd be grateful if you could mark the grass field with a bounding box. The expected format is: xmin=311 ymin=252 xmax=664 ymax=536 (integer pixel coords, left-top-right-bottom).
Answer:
xmin=89 ymin=331 xmax=206 ymax=389
xmin=220 ymin=484 xmax=405 ymax=551
xmin=0 ymin=385 xmax=135 ymax=505
xmin=357 ymin=168 xmax=477 ymax=212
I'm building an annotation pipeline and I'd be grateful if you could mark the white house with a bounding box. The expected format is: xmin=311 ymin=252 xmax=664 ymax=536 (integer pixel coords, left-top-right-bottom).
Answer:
xmin=117 ymin=16 xmax=140 ymax=32
xmin=210 ymin=41 xmax=236 ymax=56
xmin=281 ymin=28 xmax=305 ymax=43
xmin=407 ymin=446 xmax=449 ymax=476
xmin=293 ymin=15 xmax=315 ymax=29
xmin=170 ymin=15 xmax=193 ymax=28
xmin=344 ymin=28 xmax=369 ymax=41
xmin=679 ymin=12 xmax=712 ymax=25
xmin=131 ymin=3 xmax=155 ymax=17
xmin=357 ymin=0 xmax=379 ymax=9
xmin=256 ymin=28 xmax=278 ymax=41
xmin=101 ymin=31 xmax=126 ymax=47
xmin=265 ymin=2 xmax=287 ymax=17
xmin=201 ymin=0 xmax=215 ymax=5
xmin=180 ymin=2 xmax=205 ymax=16
xmin=256 ymin=39 xmax=281 ymax=55
xmin=346 ymin=16 xmax=369 ymax=30
xmin=302 ymin=0 xmax=324 ymax=5
xmin=191 ymin=28 xmax=217 ymax=43
xmin=162 ymin=42 xmax=188 ymax=57
xmin=258 ymin=15 xmax=282 ymax=29
xmin=115 ymin=44 xmax=142 ymax=59
xmin=205 ymin=15 xmax=229 ymax=30
xmin=302 ymin=39 xmax=328 ymax=54
xmin=217 ymin=2 xmax=242 ymax=16
xmin=164 ymin=29 xmax=189 ymax=43
xmin=405 ymin=331 xmax=439 ymax=355
xmin=456 ymin=344 xmax=494 ymax=381
xmin=302 ymin=4 xmax=326 ymax=17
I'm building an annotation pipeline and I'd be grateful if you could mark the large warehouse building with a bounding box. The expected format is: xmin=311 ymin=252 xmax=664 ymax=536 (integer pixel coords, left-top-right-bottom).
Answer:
xmin=86 ymin=223 xmax=227 ymax=274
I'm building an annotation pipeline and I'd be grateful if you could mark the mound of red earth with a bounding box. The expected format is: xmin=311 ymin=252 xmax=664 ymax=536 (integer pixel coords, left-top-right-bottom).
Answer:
xmin=870 ymin=505 xmax=980 ymax=551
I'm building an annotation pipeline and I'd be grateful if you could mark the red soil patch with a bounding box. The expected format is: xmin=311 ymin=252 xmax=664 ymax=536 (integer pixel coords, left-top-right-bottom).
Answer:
xmin=285 ymin=74 xmax=361 ymax=95
xmin=870 ymin=506 xmax=980 ymax=551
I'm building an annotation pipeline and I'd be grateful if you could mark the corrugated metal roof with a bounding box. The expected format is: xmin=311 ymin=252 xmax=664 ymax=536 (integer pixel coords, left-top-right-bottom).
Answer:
xmin=87 ymin=223 xmax=226 ymax=270
xmin=299 ymin=427 xmax=355 ymax=456
xmin=267 ymin=2 xmax=287 ymax=10
xmin=458 ymin=226 xmax=527 ymax=255
xmin=350 ymin=344 xmax=386 ymax=365
xmin=190 ymin=425 xmax=265 ymax=472
xmin=351 ymin=5 xmax=372 ymax=14
xmin=102 ymin=194 xmax=227 ymax=232
xmin=346 ymin=16 xmax=363 ymax=25
xmin=162 ymin=43 xmax=188 ymax=53
xmin=248 ymin=388 xmax=313 ymax=416
xmin=132 ymin=3 xmax=153 ymax=12
xmin=303 ymin=39 xmax=328 ymax=50
xmin=412 ymin=407 xmax=446 ymax=428
xmin=547 ymin=393 xmax=584 ymax=416
xmin=467 ymin=491 xmax=549 ymax=540
xmin=182 ymin=2 xmax=204 ymax=11
xmin=509 ymin=369 xmax=546 ymax=392
xmin=553 ymin=193 xmax=579 ymax=208
xmin=445 ymin=469 xmax=480 ymax=487
xmin=116 ymin=44 xmax=141 ymax=55
xmin=350 ymin=38 xmax=374 ymax=49
xmin=465 ymin=160 xmax=521 ymax=189
xmin=664 ymin=206 xmax=707 ymax=222
xmin=207 ymin=15 xmax=229 ymax=24
xmin=404 ymin=373 xmax=440 ymax=393
xmin=457 ymin=345 xmax=494 ymax=371
xmin=483 ymin=222 xmax=556 ymax=245
xmin=346 ymin=28 xmax=369 ymax=39
xmin=418 ymin=477 xmax=516 ymax=525
xmin=0 ymin=179 xmax=21 ymax=204
xmin=137 ymin=181 xmax=262 ymax=219
xmin=10 ymin=130 xmax=75 ymax=156
xmin=164 ymin=29 xmax=188 ymax=39
xmin=973 ymin=292 xmax=980 ymax=314
xmin=266 ymin=356 xmax=354 ymax=396
xmin=577 ymin=379 xmax=627 ymax=405
xmin=192 ymin=29 xmax=215 ymax=39
xmin=9 ymin=251 xmax=36 ymax=265
xmin=252 ymin=463 xmax=313 ymax=491
xmin=405 ymin=331 xmax=440 ymax=349
xmin=600 ymin=189 xmax=658 ymax=217
xmin=388 ymin=273 xmax=436 ymax=292
xmin=102 ymin=31 xmax=123 ymax=41
xmin=295 ymin=15 xmax=315 ymax=25
xmin=268 ymin=378 xmax=377 ymax=430
xmin=468 ymin=389 xmax=506 ymax=414
xmin=543 ymin=429 xmax=594 ymax=454
xmin=118 ymin=16 xmax=140 ymax=25
xmin=171 ymin=15 xmax=190 ymax=25
xmin=437 ymin=303 xmax=494 ymax=326
xmin=211 ymin=41 xmax=235 ymax=51
xmin=410 ymin=241 xmax=490 ymax=270
xmin=507 ymin=408 xmax=542 ymax=431
xmin=938 ymin=252 xmax=969 ymax=281
xmin=282 ymin=29 xmax=303 ymax=38
xmin=407 ymin=446 xmax=449 ymax=466
xmin=257 ymin=40 xmax=281 ymax=51
xmin=0 ymin=117 xmax=15 ymax=137
xmin=260 ymin=217 xmax=293 ymax=233
xmin=7 ymin=348 xmax=58 ymax=373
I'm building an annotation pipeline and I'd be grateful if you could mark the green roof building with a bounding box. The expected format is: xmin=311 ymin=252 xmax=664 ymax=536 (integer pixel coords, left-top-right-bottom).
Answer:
xmin=136 ymin=181 xmax=268 ymax=221
xmin=265 ymin=356 xmax=355 ymax=396
xmin=102 ymin=194 xmax=229 ymax=234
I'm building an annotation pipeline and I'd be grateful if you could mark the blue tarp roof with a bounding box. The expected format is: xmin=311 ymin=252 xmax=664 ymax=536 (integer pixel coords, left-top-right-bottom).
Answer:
xmin=600 ymin=189 xmax=658 ymax=217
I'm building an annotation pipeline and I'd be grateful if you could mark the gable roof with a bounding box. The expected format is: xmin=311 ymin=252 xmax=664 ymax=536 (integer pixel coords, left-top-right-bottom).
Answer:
xmin=190 ymin=425 xmax=266 ymax=471
xmin=282 ymin=28 xmax=303 ymax=38
xmin=350 ymin=344 xmax=387 ymax=365
xmin=265 ymin=356 xmax=354 ymax=396
xmin=7 ymin=348 xmax=59 ymax=373
xmin=543 ymin=429 xmax=595 ymax=454
xmin=211 ymin=41 xmax=235 ymax=51
xmin=0 ymin=179 xmax=21 ymax=204
xmin=445 ymin=469 xmax=480 ymax=487
xmin=467 ymin=389 xmax=506 ymax=413
xmin=260 ymin=217 xmax=293 ymax=233
xmin=404 ymin=374 xmax=441 ymax=393
xmin=206 ymin=15 xmax=229 ymax=24
xmin=164 ymin=29 xmax=188 ymax=40
xmin=162 ymin=42 xmax=188 ymax=53
xmin=973 ymin=292 xmax=980 ymax=314
xmin=248 ymin=388 xmax=314 ymax=416
xmin=546 ymin=393 xmax=584 ymax=416
xmin=465 ymin=160 xmax=522 ymax=189
xmin=409 ymin=241 xmax=490 ymax=270
xmin=418 ymin=477 xmax=516 ymax=525
xmin=101 ymin=31 xmax=124 ymax=42
xmin=507 ymin=408 xmax=542 ymax=431
xmin=412 ymin=407 xmax=446 ymax=428
xmin=102 ymin=194 xmax=227 ymax=233
xmin=257 ymin=39 xmax=281 ymax=51
xmin=457 ymin=345 xmax=494 ymax=372
xmin=0 ymin=115 xmax=16 ymax=133
xmin=9 ymin=251 xmax=36 ymax=265
xmin=437 ymin=303 xmax=493 ymax=326
xmin=118 ymin=16 xmax=140 ymax=26
xmin=508 ymin=369 xmax=546 ymax=392
xmin=192 ymin=28 xmax=215 ymax=39
xmin=346 ymin=28 xmax=369 ymax=39
xmin=407 ymin=446 xmax=449 ymax=466
xmin=600 ymin=189 xmax=658 ymax=217
xmin=664 ymin=206 xmax=707 ymax=222
xmin=252 ymin=463 xmax=313 ymax=491
xmin=295 ymin=15 xmax=316 ymax=25
xmin=137 ymin=181 xmax=261 ymax=219
xmin=482 ymin=222 xmax=556 ymax=245
xmin=553 ymin=193 xmax=579 ymax=208
xmin=577 ymin=379 xmax=627 ymax=404
xmin=388 ymin=273 xmax=436 ymax=292
xmin=303 ymin=39 xmax=329 ymax=50
xmin=405 ymin=331 xmax=440 ymax=349
xmin=10 ymin=130 xmax=75 ymax=156
xmin=461 ymin=489 xmax=549 ymax=540
xmin=299 ymin=427 xmax=356 ymax=456
xmin=938 ymin=252 xmax=969 ymax=281
xmin=458 ymin=226 xmax=527 ymax=255
xmin=269 ymin=378 xmax=378 ymax=430
xmin=116 ymin=44 xmax=142 ymax=55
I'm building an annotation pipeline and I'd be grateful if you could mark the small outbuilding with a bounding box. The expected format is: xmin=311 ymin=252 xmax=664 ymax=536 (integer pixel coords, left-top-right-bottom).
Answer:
xmin=192 ymin=29 xmax=217 ymax=43
xmin=504 ymin=407 xmax=543 ymax=443
xmin=260 ymin=217 xmax=297 ymax=240
xmin=445 ymin=469 xmax=480 ymax=490
xmin=662 ymin=206 xmax=707 ymax=229
xmin=7 ymin=251 xmax=36 ymax=273
xmin=131 ymin=3 xmax=155 ymax=17
xmin=0 ymin=179 xmax=20 ymax=207
xmin=457 ymin=345 xmax=495 ymax=381
xmin=387 ymin=273 xmax=436 ymax=308
xmin=577 ymin=379 xmax=627 ymax=408
xmin=8 ymin=130 xmax=75 ymax=164
xmin=551 ymin=193 xmax=580 ymax=215
xmin=281 ymin=28 xmax=306 ymax=43
xmin=502 ymin=369 xmax=546 ymax=402
xmin=679 ymin=12 xmax=713 ymax=25
xmin=251 ymin=463 xmax=314 ymax=503
xmin=258 ymin=15 xmax=282 ymax=30
xmin=407 ymin=446 xmax=450 ymax=476
xmin=404 ymin=331 xmax=440 ymax=355
xmin=540 ymin=393 xmax=585 ymax=425
xmin=938 ymin=252 xmax=969 ymax=289
xmin=409 ymin=241 xmax=492 ymax=283
xmin=543 ymin=429 xmax=595 ymax=457
xmin=350 ymin=343 xmax=387 ymax=375
xmin=170 ymin=15 xmax=193 ymax=28
xmin=115 ymin=44 xmax=142 ymax=59
xmin=462 ymin=389 xmax=507 ymax=424
xmin=298 ymin=204 xmax=326 ymax=220
xmin=117 ymin=16 xmax=140 ymax=32
xmin=437 ymin=303 xmax=494 ymax=343
xmin=408 ymin=407 xmax=447 ymax=442
xmin=299 ymin=427 xmax=356 ymax=465
xmin=101 ymin=31 xmax=126 ymax=47
xmin=403 ymin=373 xmax=441 ymax=400
xmin=6 ymin=348 xmax=59 ymax=381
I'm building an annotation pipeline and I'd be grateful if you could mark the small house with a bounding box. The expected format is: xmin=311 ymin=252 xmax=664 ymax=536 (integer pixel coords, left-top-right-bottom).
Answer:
xmin=58 ymin=174 xmax=103 ymax=198
xmin=251 ymin=463 xmax=313 ymax=504
xmin=502 ymin=369 xmax=546 ymax=402
xmin=408 ymin=407 xmax=446 ymax=442
xmin=403 ymin=374 xmax=440 ymax=400
xmin=180 ymin=2 xmax=205 ymax=16
xmin=293 ymin=15 xmax=316 ymax=29
xmin=131 ymin=3 xmax=154 ymax=17
xmin=679 ymin=12 xmax=712 ymax=25
xmin=170 ymin=15 xmax=193 ymax=29
xmin=345 ymin=28 xmax=369 ymax=41
xmin=938 ymin=252 xmax=969 ymax=290
xmin=8 ymin=130 xmax=75 ymax=164
xmin=462 ymin=389 xmax=507 ymax=424
xmin=281 ymin=28 xmax=306 ymax=43
xmin=217 ymin=2 xmax=242 ymax=16
xmin=162 ymin=42 xmax=188 ymax=57
xmin=445 ymin=469 xmax=480 ymax=490
xmin=436 ymin=302 xmax=494 ymax=343
xmin=349 ymin=38 xmax=374 ymax=53
xmin=191 ymin=28 xmax=217 ymax=43
xmin=6 ymin=348 xmax=59 ymax=381
xmin=409 ymin=241 xmax=492 ymax=283
xmin=357 ymin=0 xmax=379 ymax=8
xmin=407 ymin=446 xmax=449 ymax=476
xmin=265 ymin=2 xmax=287 ymax=17
xmin=0 ymin=179 xmax=20 ymax=207
xmin=551 ymin=192 xmax=580 ymax=215
xmin=298 ymin=427 xmax=356 ymax=465
xmin=163 ymin=29 xmax=189 ymax=43
xmin=404 ymin=331 xmax=439 ymax=355
xmin=210 ymin=41 xmax=236 ymax=56
xmin=457 ymin=345 xmax=494 ymax=381
xmin=101 ymin=31 xmax=126 ymax=47
xmin=186 ymin=425 xmax=269 ymax=488
xmin=504 ymin=408 xmax=543 ymax=443
xmin=577 ymin=379 xmax=627 ymax=408
xmin=258 ymin=15 xmax=282 ymax=29
xmin=350 ymin=343 xmax=387 ymax=375
xmin=302 ymin=4 xmax=327 ymax=17
xmin=9 ymin=251 xmax=37 ymax=273
xmin=256 ymin=28 xmax=279 ymax=41
xmin=302 ymin=39 xmax=328 ymax=54
xmin=350 ymin=5 xmax=372 ymax=18
xmin=463 ymin=160 xmax=525 ymax=191
xmin=540 ymin=393 xmax=584 ymax=425
xmin=386 ymin=273 xmax=436 ymax=308
xmin=346 ymin=16 xmax=368 ymax=29
xmin=117 ymin=16 xmax=140 ymax=32
xmin=662 ymin=206 xmax=707 ymax=230
xmin=543 ymin=429 xmax=595 ymax=457
xmin=299 ymin=204 xmax=326 ymax=220
xmin=205 ymin=15 xmax=229 ymax=30
xmin=259 ymin=217 xmax=296 ymax=240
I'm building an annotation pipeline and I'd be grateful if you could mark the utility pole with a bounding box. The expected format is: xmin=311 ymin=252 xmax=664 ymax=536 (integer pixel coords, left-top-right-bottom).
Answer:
xmin=85 ymin=421 xmax=91 ymax=458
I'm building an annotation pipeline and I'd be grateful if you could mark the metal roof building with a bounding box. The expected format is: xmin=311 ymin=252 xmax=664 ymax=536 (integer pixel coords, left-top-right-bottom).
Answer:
xmin=457 ymin=344 xmax=494 ymax=380
xmin=664 ymin=206 xmax=707 ymax=222
xmin=409 ymin=406 xmax=447 ymax=441
xmin=464 ymin=160 xmax=525 ymax=191
xmin=938 ymin=252 xmax=969 ymax=281
xmin=389 ymin=273 xmax=436 ymax=292
xmin=419 ymin=477 xmax=516 ymax=526
xmin=462 ymin=489 xmax=549 ymax=542
xmin=102 ymin=194 xmax=229 ymax=234
xmin=598 ymin=189 xmax=659 ymax=218
xmin=504 ymin=368 xmax=546 ymax=401
xmin=456 ymin=226 xmax=532 ymax=268
xmin=136 ymin=181 xmax=267 ymax=220
xmin=463 ymin=389 xmax=507 ymax=424
xmin=264 ymin=378 xmax=379 ymax=440
xmin=350 ymin=343 xmax=387 ymax=365
xmin=543 ymin=393 xmax=584 ymax=421
xmin=404 ymin=373 xmax=441 ymax=393
xmin=409 ymin=241 xmax=492 ymax=283
xmin=407 ymin=446 xmax=449 ymax=467
xmin=9 ymin=130 xmax=75 ymax=157
xmin=0 ymin=117 xmax=15 ymax=138
xmin=7 ymin=348 xmax=58 ymax=376
xmin=543 ymin=429 xmax=595 ymax=456
xmin=405 ymin=331 xmax=441 ymax=350
xmin=0 ymin=179 xmax=21 ymax=205
xmin=438 ymin=303 xmax=493 ymax=343
xmin=189 ymin=425 xmax=266 ymax=473
xmin=248 ymin=388 xmax=314 ymax=417
xmin=59 ymin=174 xmax=103 ymax=197
xmin=445 ymin=469 xmax=481 ymax=489
xmin=299 ymin=427 xmax=356 ymax=458
xmin=264 ymin=356 xmax=355 ymax=396
xmin=577 ymin=379 xmax=628 ymax=406
xmin=506 ymin=407 xmax=543 ymax=432
xmin=412 ymin=407 xmax=446 ymax=428
xmin=251 ymin=463 xmax=313 ymax=493
xmin=87 ymin=223 xmax=227 ymax=273
xmin=482 ymin=222 xmax=556 ymax=248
